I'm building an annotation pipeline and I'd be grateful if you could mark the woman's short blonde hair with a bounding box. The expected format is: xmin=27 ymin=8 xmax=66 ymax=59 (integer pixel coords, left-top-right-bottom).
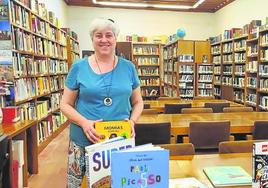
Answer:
xmin=89 ymin=17 xmax=120 ymax=40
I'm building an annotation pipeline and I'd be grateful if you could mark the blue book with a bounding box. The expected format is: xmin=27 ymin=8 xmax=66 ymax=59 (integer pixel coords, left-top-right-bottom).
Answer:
xmin=111 ymin=145 xmax=169 ymax=188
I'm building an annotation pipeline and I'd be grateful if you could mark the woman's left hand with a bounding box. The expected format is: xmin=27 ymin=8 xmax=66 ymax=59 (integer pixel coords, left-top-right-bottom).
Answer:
xmin=130 ymin=119 xmax=135 ymax=138
xmin=125 ymin=119 xmax=135 ymax=138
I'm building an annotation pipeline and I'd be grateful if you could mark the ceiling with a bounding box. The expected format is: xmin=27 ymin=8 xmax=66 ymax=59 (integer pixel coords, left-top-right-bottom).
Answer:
xmin=64 ymin=0 xmax=236 ymax=13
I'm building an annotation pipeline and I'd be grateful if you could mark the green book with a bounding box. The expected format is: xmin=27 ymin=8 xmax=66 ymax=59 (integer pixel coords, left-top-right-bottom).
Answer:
xmin=203 ymin=166 xmax=252 ymax=187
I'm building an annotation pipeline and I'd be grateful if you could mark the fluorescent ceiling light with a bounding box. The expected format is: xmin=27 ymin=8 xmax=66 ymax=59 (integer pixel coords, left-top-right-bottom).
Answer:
xmin=92 ymin=0 xmax=148 ymax=7
xmin=92 ymin=0 xmax=206 ymax=10
xmin=193 ymin=0 xmax=205 ymax=8
xmin=152 ymin=4 xmax=191 ymax=10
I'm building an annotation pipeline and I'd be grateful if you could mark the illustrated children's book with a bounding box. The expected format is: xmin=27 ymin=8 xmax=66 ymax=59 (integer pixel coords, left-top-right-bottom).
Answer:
xmin=203 ymin=166 xmax=251 ymax=187
xmin=111 ymin=144 xmax=169 ymax=188
xmin=85 ymin=137 xmax=135 ymax=188
xmin=95 ymin=120 xmax=131 ymax=142
xmin=252 ymin=141 xmax=268 ymax=188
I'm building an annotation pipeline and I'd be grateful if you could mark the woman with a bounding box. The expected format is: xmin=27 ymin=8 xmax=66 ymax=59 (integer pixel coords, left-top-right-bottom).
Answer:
xmin=60 ymin=18 xmax=144 ymax=187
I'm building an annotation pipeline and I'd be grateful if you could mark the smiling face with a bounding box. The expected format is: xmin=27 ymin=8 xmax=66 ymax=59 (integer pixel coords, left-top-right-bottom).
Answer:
xmin=92 ymin=27 xmax=116 ymax=57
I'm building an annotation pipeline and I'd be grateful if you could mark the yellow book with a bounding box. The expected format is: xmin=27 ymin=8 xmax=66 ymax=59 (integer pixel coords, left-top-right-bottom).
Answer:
xmin=95 ymin=120 xmax=131 ymax=142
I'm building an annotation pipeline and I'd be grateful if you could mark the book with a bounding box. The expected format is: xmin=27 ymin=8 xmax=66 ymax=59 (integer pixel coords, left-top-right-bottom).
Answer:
xmin=95 ymin=120 xmax=131 ymax=142
xmin=203 ymin=166 xmax=251 ymax=187
xmin=252 ymin=141 xmax=268 ymax=188
xmin=85 ymin=137 xmax=135 ymax=188
xmin=111 ymin=144 xmax=169 ymax=188
xmin=169 ymin=177 xmax=207 ymax=188
xmin=2 ymin=106 xmax=20 ymax=123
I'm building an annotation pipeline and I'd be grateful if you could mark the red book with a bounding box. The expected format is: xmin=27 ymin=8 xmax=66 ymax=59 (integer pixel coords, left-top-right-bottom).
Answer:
xmin=12 ymin=160 xmax=19 ymax=188
xmin=2 ymin=107 xmax=20 ymax=124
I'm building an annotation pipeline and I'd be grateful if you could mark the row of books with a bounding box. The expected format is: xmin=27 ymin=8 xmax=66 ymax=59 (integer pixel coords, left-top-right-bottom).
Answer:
xmin=233 ymin=77 xmax=245 ymax=88
xmin=13 ymin=28 xmax=67 ymax=58
xmin=222 ymin=42 xmax=233 ymax=53
xmin=198 ymin=75 xmax=213 ymax=82
xmin=234 ymin=52 xmax=246 ymax=62
xmin=260 ymin=79 xmax=268 ymax=91
xmin=197 ymin=90 xmax=213 ymax=97
xmin=198 ymin=83 xmax=213 ymax=89
xmin=134 ymin=57 xmax=159 ymax=65
xmin=234 ymin=90 xmax=244 ymax=102
xmin=260 ymin=49 xmax=268 ymax=61
xmin=140 ymin=78 xmax=160 ymax=85
xmin=234 ymin=39 xmax=246 ymax=50
xmin=13 ymin=75 xmax=65 ymax=102
xmin=133 ymin=46 xmax=159 ymax=55
xmin=198 ymin=65 xmax=213 ymax=73
xmin=137 ymin=67 xmax=159 ymax=76
xmin=260 ymin=96 xmax=268 ymax=109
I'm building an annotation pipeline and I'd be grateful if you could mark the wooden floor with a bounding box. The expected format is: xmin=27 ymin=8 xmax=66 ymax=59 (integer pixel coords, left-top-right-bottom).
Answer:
xmin=28 ymin=126 xmax=69 ymax=188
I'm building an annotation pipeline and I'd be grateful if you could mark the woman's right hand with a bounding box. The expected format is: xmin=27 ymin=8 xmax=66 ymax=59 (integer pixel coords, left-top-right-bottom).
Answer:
xmin=81 ymin=119 xmax=102 ymax=143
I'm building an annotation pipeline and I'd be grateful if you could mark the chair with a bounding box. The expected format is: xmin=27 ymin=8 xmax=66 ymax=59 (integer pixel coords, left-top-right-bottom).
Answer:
xmin=158 ymin=143 xmax=195 ymax=156
xmin=247 ymin=121 xmax=268 ymax=140
xmin=223 ymin=107 xmax=253 ymax=113
xmin=184 ymin=121 xmax=231 ymax=150
xmin=219 ymin=140 xmax=254 ymax=154
xmin=135 ymin=122 xmax=171 ymax=146
xmin=141 ymin=109 xmax=158 ymax=115
xmin=164 ymin=103 xmax=192 ymax=114
xmin=144 ymin=103 xmax=151 ymax=109
xmin=193 ymin=96 xmax=215 ymax=100
xmin=158 ymin=96 xmax=181 ymax=100
xmin=204 ymin=102 xmax=230 ymax=113
xmin=181 ymin=107 xmax=213 ymax=114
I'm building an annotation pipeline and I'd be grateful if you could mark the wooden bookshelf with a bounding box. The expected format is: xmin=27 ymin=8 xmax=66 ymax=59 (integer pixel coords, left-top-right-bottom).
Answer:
xmin=65 ymin=34 xmax=80 ymax=68
xmin=195 ymin=41 xmax=213 ymax=97
xmin=163 ymin=40 xmax=210 ymax=99
xmin=258 ymin=29 xmax=268 ymax=111
xmin=0 ymin=0 xmax=70 ymax=186
xmin=211 ymin=42 xmax=222 ymax=98
xmin=132 ymin=42 xmax=162 ymax=99
xmin=210 ymin=25 xmax=268 ymax=111
xmin=233 ymin=35 xmax=247 ymax=104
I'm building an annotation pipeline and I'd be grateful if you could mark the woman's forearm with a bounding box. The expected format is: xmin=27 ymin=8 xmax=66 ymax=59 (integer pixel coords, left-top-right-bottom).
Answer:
xmin=130 ymin=100 xmax=144 ymax=123
xmin=60 ymin=103 xmax=90 ymax=128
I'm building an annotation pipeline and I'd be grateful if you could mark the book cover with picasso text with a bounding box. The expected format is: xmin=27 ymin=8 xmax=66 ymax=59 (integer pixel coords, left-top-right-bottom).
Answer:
xmin=95 ymin=120 xmax=131 ymax=142
xmin=85 ymin=137 xmax=135 ymax=188
xmin=253 ymin=141 xmax=268 ymax=188
xmin=111 ymin=145 xmax=169 ymax=188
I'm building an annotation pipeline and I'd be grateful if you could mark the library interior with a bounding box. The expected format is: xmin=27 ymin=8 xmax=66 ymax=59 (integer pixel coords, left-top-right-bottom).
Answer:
xmin=1 ymin=0 xmax=268 ymax=187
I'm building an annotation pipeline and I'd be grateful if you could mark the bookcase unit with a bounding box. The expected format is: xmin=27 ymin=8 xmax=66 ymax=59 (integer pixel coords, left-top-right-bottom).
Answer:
xmin=233 ymin=35 xmax=247 ymax=104
xmin=221 ymin=39 xmax=234 ymax=101
xmin=258 ymin=28 xmax=268 ymax=111
xmin=162 ymin=41 xmax=176 ymax=97
xmin=210 ymin=26 xmax=268 ymax=111
xmin=195 ymin=41 xmax=213 ymax=97
xmin=211 ymin=42 xmax=222 ymax=98
xmin=61 ymin=28 xmax=80 ymax=68
xmin=246 ymin=36 xmax=258 ymax=109
xmin=132 ymin=42 xmax=162 ymax=99
xmin=0 ymin=0 xmax=69 ymax=186
xmin=163 ymin=40 xmax=211 ymax=99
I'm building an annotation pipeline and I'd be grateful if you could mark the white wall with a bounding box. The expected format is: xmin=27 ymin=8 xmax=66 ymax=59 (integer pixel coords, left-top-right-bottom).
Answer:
xmin=66 ymin=7 xmax=215 ymax=51
xmin=40 ymin=0 xmax=68 ymax=27
xmin=214 ymin=0 xmax=268 ymax=35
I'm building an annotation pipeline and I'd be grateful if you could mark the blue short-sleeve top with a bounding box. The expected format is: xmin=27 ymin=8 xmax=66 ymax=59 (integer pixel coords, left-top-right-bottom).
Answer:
xmin=65 ymin=57 xmax=140 ymax=146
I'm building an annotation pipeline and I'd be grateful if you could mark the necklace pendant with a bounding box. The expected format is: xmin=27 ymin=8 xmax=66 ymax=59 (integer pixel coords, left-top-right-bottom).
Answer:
xmin=104 ymin=97 xmax=112 ymax=106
